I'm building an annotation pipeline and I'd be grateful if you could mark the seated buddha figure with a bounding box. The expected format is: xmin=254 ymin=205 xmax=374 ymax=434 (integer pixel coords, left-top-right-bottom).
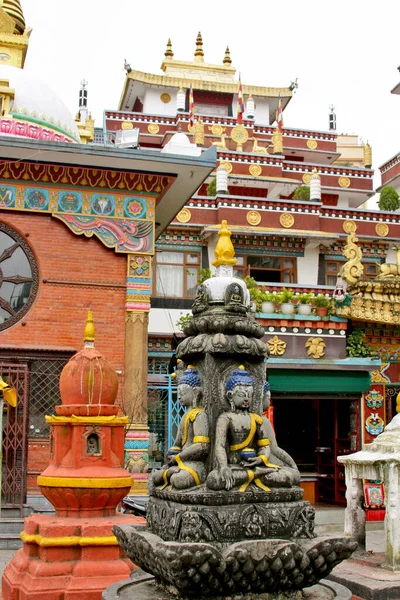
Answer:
xmin=207 ymin=367 xmax=299 ymax=492
xmin=153 ymin=366 xmax=210 ymax=490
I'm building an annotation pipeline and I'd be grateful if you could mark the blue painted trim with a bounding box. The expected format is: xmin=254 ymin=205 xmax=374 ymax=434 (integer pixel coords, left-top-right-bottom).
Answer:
xmin=256 ymin=312 xmax=348 ymax=322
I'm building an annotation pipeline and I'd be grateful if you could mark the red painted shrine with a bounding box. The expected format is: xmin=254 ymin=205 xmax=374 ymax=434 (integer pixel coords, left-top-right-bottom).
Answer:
xmin=2 ymin=313 xmax=142 ymax=599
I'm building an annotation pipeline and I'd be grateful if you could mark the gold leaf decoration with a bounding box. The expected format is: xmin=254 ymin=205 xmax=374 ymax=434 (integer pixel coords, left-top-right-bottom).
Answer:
xmin=220 ymin=161 xmax=232 ymax=173
xmin=267 ymin=336 xmax=287 ymax=356
xmin=147 ymin=124 xmax=160 ymax=134
xmin=280 ymin=213 xmax=294 ymax=228
xmin=302 ymin=173 xmax=312 ymax=185
xmin=343 ymin=220 xmax=357 ymax=234
xmin=338 ymin=176 xmax=351 ymax=188
xmin=375 ymin=223 xmax=389 ymax=237
xmin=160 ymin=93 xmax=171 ymax=103
xmin=176 ymin=208 xmax=191 ymax=223
xmin=306 ymin=139 xmax=318 ymax=150
xmin=246 ymin=210 xmax=261 ymax=226
xmin=249 ymin=164 xmax=262 ymax=177
xmin=121 ymin=121 xmax=133 ymax=130
xmin=305 ymin=337 xmax=326 ymax=359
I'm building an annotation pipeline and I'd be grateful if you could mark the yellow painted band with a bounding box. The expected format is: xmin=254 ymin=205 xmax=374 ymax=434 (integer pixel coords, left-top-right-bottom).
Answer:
xmin=239 ymin=469 xmax=255 ymax=492
xmin=20 ymin=531 xmax=119 ymax=547
xmin=230 ymin=413 xmax=262 ymax=452
xmin=159 ymin=469 xmax=169 ymax=490
xmin=257 ymin=439 xmax=270 ymax=447
xmin=175 ymin=455 xmax=201 ymax=486
xmin=182 ymin=408 xmax=204 ymax=446
xmin=169 ymin=446 xmax=181 ymax=451
xmin=193 ymin=436 xmax=210 ymax=443
xmin=37 ymin=476 xmax=133 ymax=488
xmin=258 ymin=455 xmax=281 ymax=469
xmin=254 ymin=478 xmax=271 ymax=492
xmin=45 ymin=415 xmax=129 ymax=425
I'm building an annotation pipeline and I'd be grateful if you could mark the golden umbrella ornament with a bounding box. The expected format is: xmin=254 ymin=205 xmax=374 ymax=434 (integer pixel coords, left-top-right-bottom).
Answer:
xmin=0 ymin=376 xmax=17 ymax=514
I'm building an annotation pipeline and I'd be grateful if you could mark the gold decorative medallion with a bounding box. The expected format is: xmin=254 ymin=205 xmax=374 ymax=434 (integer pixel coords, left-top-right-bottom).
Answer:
xmin=246 ymin=211 xmax=261 ymax=226
xmin=306 ymin=139 xmax=318 ymax=150
xmin=302 ymin=173 xmax=312 ymax=185
xmin=375 ymin=223 xmax=389 ymax=237
xmin=209 ymin=124 xmax=223 ymax=136
xmin=220 ymin=161 xmax=232 ymax=173
xmin=121 ymin=121 xmax=133 ymax=130
xmin=343 ymin=220 xmax=357 ymax=234
xmin=267 ymin=336 xmax=287 ymax=356
xmin=249 ymin=164 xmax=262 ymax=177
xmin=305 ymin=337 xmax=326 ymax=359
xmin=231 ymin=125 xmax=249 ymax=144
xmin=147 ymin=124 xmax=160 ymax=134
xmin=160 ymin=93 xmax=171 ymax=103
xmin=176 ymin=208 xmax=192 ymax=223
xmin=338 ymin=176 xmax=351 ymax=188
xmin=280 ymin=213 xmax=295 ymax=228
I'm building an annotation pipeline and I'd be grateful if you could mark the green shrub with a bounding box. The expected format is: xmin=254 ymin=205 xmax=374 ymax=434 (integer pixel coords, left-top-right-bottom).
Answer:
xmin=298 ymin=292 xmax=313 ymax=305
xmin=346 ymin=329 xmax=372 ymax=357
xmin=244 ymin=276 xmax=258 ymax=290
xmin=379 ymin=186 xmax=400 ymax=211
xmin=176 ymin=313 xmax=193 ymax=332
xmin=293 ymin=185 xmax=310 ymax=201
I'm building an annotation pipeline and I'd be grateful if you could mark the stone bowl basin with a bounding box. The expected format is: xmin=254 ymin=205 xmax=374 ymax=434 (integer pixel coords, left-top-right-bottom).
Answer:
xmin=113 ymin=525 xmax=357 ymax=598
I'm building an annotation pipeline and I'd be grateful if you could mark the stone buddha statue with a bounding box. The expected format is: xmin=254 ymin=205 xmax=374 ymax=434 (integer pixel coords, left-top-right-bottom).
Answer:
xmin=152 ymin=366 xmax=210 ymax=490
xmin=207 ymin=367 xmax=299 ymax=492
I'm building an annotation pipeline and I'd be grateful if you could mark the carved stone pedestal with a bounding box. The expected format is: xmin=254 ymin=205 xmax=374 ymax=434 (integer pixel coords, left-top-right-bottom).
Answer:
xmin=148 ymin=487 xmax=314 ymax=543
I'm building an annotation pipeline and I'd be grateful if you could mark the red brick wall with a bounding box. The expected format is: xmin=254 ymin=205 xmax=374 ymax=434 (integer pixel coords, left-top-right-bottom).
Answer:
xmin=0 ymin=212 xmax=128 ymax=491
xmin=0 ymin=212 xmax=127 ymax=367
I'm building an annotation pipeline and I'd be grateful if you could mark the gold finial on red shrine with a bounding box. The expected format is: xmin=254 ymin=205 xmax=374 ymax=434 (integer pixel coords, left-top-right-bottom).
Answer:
xmin=212 ymin=220 xmax=237 ymax=267
xmin=223 ymin=46 xmax=232 ymax=65
xmin=194 ymin=32 xmax=204 ymax=62
xmin=165 ymin=38 xmax=173 ymax=59
xmin=84 ymin=310 xmax=95 ymax=345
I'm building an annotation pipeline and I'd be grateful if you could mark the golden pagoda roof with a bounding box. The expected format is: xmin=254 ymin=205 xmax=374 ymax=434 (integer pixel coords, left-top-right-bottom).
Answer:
xmin=0 ymin=0 xmax=25 ymax=34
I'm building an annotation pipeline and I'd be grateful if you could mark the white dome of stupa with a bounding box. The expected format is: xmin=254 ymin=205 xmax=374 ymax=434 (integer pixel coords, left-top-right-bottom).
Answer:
xmin=0 ymin=65 xmax=79 ymax=143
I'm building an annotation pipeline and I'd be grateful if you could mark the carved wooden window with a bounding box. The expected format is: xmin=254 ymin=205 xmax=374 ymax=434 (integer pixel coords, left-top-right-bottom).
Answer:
xmin=0 ymin=223 xmax=38 ymax=331
xmin=154 ymin=251 xmax=200 ymax=299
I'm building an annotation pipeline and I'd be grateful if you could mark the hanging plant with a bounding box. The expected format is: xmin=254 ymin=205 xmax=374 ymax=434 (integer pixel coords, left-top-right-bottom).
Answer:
xmin=346 ymin=329 xmax=372 ymax=357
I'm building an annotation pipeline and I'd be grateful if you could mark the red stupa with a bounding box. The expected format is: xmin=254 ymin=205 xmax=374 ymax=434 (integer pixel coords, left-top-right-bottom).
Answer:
xmin=3 ymin=312 xmax=142 ymax=599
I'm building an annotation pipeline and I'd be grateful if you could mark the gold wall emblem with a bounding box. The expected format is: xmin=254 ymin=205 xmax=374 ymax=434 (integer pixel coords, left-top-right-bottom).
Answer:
xmin=375 ymin=223 xmax=389 ymax=237
xmin=307 ymin=139 xmax=318 ymax=150
xmin=121 ymin=121 xmax=133 ymax=130
xmin=305 ymin=337 xmax=326 ymax=359
xmin=231 ymin=125 xmax=249 ymax=144
xmin=160 ymin=93 xmax=171 ymax=103
xmin=267 ymin=336 xmax=287 ymax=356
xmin=343 ymin=220 xmax=357 ymax=234
xmin=209 ymin=124 xmax=223 ymax=136
xmin=249 ymin=164 xmax=262 ymax=177
xmin=280 ymin=213 xmax=294 ymax=228
xmin=246 ymin=210 xmax=261 ymax=226
xmin=338 ymin=176 xmax=351 ymax=188
xmin=176 ymin=208 xmax=191 ymax=223
xmin=220 ymin=161 xmax=232 ymax=173
xmin=147 ymin=124 xmax=160 ymax=134
xmin=302 ymin=173 xmax=312 ymax=185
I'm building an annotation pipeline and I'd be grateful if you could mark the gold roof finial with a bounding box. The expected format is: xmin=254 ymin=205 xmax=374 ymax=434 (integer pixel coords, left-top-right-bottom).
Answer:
xmin=83 ymin=310 xmax=95 ymax=345
xmin=311 ymin=167 xmax=320 ymax=179
xmin=212 ymin=220 xmax=237 ymax=267
xmin=223 ymin=46 xmax=232 ymax=65
xmin=194 ymin=31 xmax=204 ymax=62
xmin=1 ymin=0 xmax=25 ymax=34
xmin=164 ymin=38 xmax=174 ymax=59
xmin=363 ymin=141 xmax=372 ymax=168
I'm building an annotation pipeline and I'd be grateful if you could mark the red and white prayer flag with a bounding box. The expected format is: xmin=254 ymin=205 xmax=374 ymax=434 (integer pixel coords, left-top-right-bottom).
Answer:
xmin=237 ymin=75 xmax=245 ymax=124
xmin=189 ymin=85 xmax=194 ymax=128
xmin=276 ymin=95 xmax=283 ymax=133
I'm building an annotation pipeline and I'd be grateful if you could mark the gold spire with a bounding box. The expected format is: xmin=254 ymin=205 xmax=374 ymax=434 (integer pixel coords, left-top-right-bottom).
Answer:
xmin=363 ymin=142 xmax=372 ymax=168
xmin=164 ymin=38 xmax=173 ymax=59
xmin=311 ymin=167 xmax=320 ymax=179
xmin=194 ymin=32 xmax=204 ymax=62
xmin=84 ymin=310 xmax=95 ymax=344
xmin=223 ymin=46 xmax=232 ymax=65
xmin=0 ymin=0 xmax=25 ymax=34
xmin=212 ymin=220 xmax=237 ymax=267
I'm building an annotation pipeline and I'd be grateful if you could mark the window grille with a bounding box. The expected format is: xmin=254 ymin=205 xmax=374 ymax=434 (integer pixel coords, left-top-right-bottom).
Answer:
xmin=29 ymin=358 xmax=69 ymax=438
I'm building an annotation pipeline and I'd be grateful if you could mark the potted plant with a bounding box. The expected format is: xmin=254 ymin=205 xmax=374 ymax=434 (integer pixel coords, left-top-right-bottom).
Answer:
xmin=280 ymin=288 xmax=295 ymax=315
xmin=261 ymin=291 xmax=276 ymax=314
xmin=313 ymin=295 xmax=330 ymax=317
xmin=297 ymin=292 xmax=313 ymax=316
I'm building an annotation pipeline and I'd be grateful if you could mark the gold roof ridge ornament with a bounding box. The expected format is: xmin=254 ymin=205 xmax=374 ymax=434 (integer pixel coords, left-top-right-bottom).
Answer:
xmin=194 ymin=32 xmax=204 ymax=63
xmin=212 ymin=220 xmax=237 ymax=270
xmin=223 ymin=46 xmax=232 ymax=65
xmin=84 ymin=310 xmax=95 ymax=346
xmin=164 ymin=38 xmax=173 ymax=59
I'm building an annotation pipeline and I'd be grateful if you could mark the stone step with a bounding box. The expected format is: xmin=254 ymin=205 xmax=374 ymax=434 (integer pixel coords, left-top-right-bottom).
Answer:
xmin=0 ymin=518 xmax=24 ymax=534
xmin=0 ymin=533 xmax=22 ymax=550
xmin=0 ymin=506 xmax=33 ymax=518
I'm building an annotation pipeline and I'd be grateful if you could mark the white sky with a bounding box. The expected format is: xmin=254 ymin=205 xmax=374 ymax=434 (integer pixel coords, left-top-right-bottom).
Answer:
xmin=22 ymin=0 xmax=400 ymax=204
